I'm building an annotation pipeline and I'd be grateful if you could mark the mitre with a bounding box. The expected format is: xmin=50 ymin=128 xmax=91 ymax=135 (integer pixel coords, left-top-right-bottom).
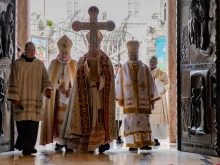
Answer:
xmin=57 ymin=35 xmax=73 ymax=52
xmin=86 ymin=31 xmax=103 ymax=46
xmin=126 ymin=41 xmax=140 ymax=53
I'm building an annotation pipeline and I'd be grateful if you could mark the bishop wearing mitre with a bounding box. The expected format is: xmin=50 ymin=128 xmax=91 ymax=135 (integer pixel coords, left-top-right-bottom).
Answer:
xmin=63 ymin=31 xmax=116 ymax=153
xmin=40 ymin=35 xmax=77 ymax=152
xmin=115 ymin=41 xmax=160 ymax=151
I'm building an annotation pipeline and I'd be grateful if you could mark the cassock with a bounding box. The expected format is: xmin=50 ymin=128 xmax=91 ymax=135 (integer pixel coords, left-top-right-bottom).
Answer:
xmin=40 ymin=58 xmax=77 ymax=146
xmin=150 ymin=67 xmax=170 ymax=139
xmin=64 ymin=50 xmax=116 ymax=151
xmin=115 ymin=60 xmax=160 ymax=148
xmin=7 ymin=54 xmax=51 ymax=151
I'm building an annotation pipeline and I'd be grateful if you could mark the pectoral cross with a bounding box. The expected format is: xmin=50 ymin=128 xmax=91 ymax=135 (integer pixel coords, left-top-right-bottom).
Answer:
xmin=72 ymin=6 xmax=115 ymax=81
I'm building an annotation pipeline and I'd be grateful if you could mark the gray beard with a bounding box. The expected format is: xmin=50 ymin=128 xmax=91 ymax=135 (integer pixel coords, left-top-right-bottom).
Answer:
xmin=129 ymin=60 xmax=138 ymax=64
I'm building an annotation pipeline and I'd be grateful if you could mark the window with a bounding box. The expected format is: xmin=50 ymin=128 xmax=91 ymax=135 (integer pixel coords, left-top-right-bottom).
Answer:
xmin=67 ymin=2 xmax=72 ymax=10
xmin=128 ymin=3 xmax=133 ymax=10
xmin=127 ymin=0 xmax=139 ymax=19
xmin=128 ymin=11 xmax=132 ymax=17
xmin=67 ymin=10 xmax=72 ymax=17
xmin=102 ymin=12 xmax=107 ymax=20
xmin=134 ymin=11 xmax=139 ymax=18
xmin=74 ymin=2 xmax=78 ymax=10
xmin=134 ymin=3 xmax=139 ymax=10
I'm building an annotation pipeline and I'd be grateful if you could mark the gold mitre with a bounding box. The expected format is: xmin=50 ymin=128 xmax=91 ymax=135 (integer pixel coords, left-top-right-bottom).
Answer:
xmin=57 ymin=35 xmax=73 ymax=52
xmin=86 ymin=31 xmax=103 ymax=45
xmin=126 ymin=41 xmax=140 ymax=53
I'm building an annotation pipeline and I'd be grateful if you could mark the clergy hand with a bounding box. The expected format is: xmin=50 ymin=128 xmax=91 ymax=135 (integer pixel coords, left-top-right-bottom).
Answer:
xmin=45 ymin=88 xmax=53 ymax=98
xmin=65 ymin=89 xmax=71 ymax=98
xmin=13 ymin=100 xmax=19 ymax=107
xmin=58 ymin=85 xmax=67 ymax=95
xmin=117 ymin=101 xmax=124 ymax=107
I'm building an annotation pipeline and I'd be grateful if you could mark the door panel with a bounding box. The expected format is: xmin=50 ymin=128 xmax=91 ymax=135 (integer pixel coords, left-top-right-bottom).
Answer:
xmin=178 ymin=0 xmax=217 ymax=156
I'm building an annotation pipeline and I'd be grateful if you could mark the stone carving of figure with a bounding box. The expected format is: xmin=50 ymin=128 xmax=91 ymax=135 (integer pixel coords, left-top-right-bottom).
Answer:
xmin=0 ymin=12 xmax=4 ymax=59
xmin=0 ymin=76 xmax=5 ymax=139
xmin=199 ymin=0 xmax=212 ymax=51
xmin=189 ymin=0 xmax=201 ymax=48
xmin=2 ymin=2 xmax=14 ymax=58
xmin=196 ymin=76 xmax=209 ymax=134
xmin=189 ymin=88 xmax=201 ymax=135
xmin=189 ymin=0 xmax=213 ymax=54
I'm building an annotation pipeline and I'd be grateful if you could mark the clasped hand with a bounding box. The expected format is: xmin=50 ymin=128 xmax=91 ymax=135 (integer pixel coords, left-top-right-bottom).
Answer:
xmin=58 ymin=86 xmax=71 ymax=97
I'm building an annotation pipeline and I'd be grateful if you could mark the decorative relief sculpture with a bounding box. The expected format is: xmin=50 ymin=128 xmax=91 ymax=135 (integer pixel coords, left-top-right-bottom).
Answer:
xmin=1 ymin=2 xmax=14 ymax=58
xmin=181 ymin=25 xmax=189 ymax=62
xmin=188 ymin=71 xmax=210 ymax=135
xmin=0 ymin=76 xmax=5 ymax=139
xmin=188 ymin=0 xmax=213 ymax=56
xmin=181 ymin=97 xmax=190 ymax=133
xmin=210 ymin=72 xmax=216 ymax=110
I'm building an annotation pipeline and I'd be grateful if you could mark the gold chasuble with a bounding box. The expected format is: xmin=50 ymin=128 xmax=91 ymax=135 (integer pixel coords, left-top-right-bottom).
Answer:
xmin=64 ymin=50 xmax=116 ymax=151
xmin=40 ymin=58 xmax=77 ymax=145
xmin=115 ymin=60 xmax=160 ymax=148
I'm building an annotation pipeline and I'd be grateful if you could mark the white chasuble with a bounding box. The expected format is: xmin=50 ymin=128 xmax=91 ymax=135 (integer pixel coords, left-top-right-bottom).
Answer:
xmin=115 ymin=60 xmax=160 ymax=148
xmin=150 ymin=67 xmax=170 ymax=139
xmin=63 ymin=50 xmax=116 ymax=151
xmin=40 ymin=58 xmax=77 ymax=145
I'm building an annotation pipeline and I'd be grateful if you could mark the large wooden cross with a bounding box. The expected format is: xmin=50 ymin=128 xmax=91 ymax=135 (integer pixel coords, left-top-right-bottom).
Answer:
xmin=72 ymin=6 xmax=115 ymax=53
xmin=72 ymin=6 xmax=115 ymax=81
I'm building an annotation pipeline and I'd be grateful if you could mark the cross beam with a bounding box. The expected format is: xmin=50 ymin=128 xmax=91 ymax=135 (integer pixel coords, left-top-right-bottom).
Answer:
xmin=72 ymin=6 xmax=115 ymax=52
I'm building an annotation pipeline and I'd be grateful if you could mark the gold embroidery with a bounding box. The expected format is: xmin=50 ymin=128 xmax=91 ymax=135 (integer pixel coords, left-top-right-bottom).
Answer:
xmin=139 ymin=81 xmax=147 ymax=91
xmin=124 ymin=82 xmax=133 ymax=90
xmin=98 ymin=109 xmax=104 ymax=124
xmin=50 ymin=60 xmax=60 ymax=139
xmin=100 ymin=51 xmax=111 ymax=141
xmin=123 ymin=108 xmax=151 ymax=114
xmin=77 ymin=57 xmax=91 ymax=134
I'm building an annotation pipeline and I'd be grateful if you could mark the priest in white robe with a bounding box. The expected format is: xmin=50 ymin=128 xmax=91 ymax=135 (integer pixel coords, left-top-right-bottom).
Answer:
xmin=115 ymin=41 xmax=160 ymax=151
xmin=7 ymin=42 xmax=52 ymax=155
xmin=64 ymin=31 xmax=116 ymax=153
xmin=40 ymin=35 xmax=77 ymax=151
xmin=149 ymin=56 xmax=170 ymax=146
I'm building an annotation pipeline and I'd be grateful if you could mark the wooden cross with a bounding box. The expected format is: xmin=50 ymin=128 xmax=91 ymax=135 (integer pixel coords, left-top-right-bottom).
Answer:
xmin=72 ymin=6 xmax=115 ymax=54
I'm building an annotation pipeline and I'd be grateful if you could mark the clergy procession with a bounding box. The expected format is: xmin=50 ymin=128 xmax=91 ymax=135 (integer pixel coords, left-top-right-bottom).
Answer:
xmin=6 ymin=6 xmax=169 ymax=156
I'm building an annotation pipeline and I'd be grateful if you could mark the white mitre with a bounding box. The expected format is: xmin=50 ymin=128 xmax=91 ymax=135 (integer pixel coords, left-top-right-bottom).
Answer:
xmin=126 ymin=40 xmax=140 ymax=53
xmin=57 ymin=35 xmax=73 ymax=52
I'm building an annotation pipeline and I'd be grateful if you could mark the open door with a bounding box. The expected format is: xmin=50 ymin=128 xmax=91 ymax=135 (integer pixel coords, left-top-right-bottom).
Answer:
xmin=177 ymin=0 xmax=219 ymax=156
xmin=0 ymin=0 xmax=16 ymax=153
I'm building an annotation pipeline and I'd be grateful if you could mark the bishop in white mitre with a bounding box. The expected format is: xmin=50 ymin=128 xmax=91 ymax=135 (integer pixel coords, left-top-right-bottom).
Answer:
xmin=149 ymin=56 xmax=170 ymax=146
xmin=40 ymin=35 xmax=77 ymax=151
xmin=115 ymin=41 xmax=160 ymax=151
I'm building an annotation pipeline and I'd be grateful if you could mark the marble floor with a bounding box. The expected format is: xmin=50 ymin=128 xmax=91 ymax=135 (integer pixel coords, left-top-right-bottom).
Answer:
xmin=0 ymin=140 xmax=220 ymax=165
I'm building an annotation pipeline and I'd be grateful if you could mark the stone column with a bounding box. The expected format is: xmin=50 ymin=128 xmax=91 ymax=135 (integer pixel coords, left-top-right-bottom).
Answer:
xmin=167 ymin=0 xmax=177 ymax=143
xmin=17 ymin=0 xmax=30 ymax=51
